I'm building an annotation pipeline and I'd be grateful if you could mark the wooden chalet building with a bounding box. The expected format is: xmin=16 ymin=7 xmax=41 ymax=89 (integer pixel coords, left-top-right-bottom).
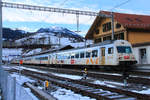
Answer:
xmin=85 ymin=11 xmax=150 ymax=64
xmin=86 ymin=11 xmax=150 ymax=45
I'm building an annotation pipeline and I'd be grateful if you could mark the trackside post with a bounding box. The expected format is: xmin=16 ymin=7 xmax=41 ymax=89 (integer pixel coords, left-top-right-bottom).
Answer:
xmin=44 ymin=80 xmax=49 ymax=90
xmin=82 ymin=68 xmax=87 ymax=80
xmin=19 ymin=60 xmax=23 ymax=79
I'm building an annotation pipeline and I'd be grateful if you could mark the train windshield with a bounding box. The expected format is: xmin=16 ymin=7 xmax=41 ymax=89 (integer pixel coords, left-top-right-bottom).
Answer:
xmin=117 ymin=46 xmax=132 ymax=53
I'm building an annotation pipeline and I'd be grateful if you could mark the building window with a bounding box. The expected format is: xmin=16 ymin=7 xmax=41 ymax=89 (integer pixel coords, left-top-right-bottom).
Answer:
xmin=103 ymin=22 xmax=111 ymax=32
xmin=116 ymin=23 xmax=121 ymax=28
xmin=103 ymin=36 xmax=112 ymax=41
xmin=103 ymin=37 xmax=107 ymax=41
xmin=139 ymin=48 xmax=147 ymax=64
xmin=95 ymin=38 xmax=102 ymax=43
xmin=95 ymin=29 xmax=99 ymax=35
xmin=114 ymin=33 xmax=124 ymax=40
xmin=120 ymin=33 xmax=124 ymax=39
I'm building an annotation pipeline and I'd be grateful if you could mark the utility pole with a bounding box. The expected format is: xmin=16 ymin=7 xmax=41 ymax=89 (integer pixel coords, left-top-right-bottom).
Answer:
xmin=76 ymin=13 xmax=79 ymax=33
xmin=0 ymin=0 xmax=2 ymax=67
xmin=111 ymin=12 xmax=114 ymax=40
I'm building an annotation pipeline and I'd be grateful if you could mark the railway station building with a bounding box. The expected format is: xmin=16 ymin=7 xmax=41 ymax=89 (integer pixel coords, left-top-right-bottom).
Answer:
xmin=85 ymin=11 xmax=150 ymax=64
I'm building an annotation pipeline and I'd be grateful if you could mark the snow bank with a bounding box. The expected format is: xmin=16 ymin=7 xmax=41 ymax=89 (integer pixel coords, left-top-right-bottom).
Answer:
xmin=51 ymin=88 xmax=96 ymax=100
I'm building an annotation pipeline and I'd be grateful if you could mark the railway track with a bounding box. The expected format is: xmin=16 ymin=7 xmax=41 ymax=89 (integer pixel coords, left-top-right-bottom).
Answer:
xmin=17 ymin=65 xmax=150 ymax=85
xmin=8 ymin=68 xmax=150 ymax=100
xmin=12 ymin=64 xmax=150 ymax=76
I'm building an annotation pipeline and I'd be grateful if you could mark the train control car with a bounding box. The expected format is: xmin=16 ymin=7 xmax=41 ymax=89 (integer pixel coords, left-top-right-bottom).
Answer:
xmin=12 ymin=40 xmax=137 ymax=68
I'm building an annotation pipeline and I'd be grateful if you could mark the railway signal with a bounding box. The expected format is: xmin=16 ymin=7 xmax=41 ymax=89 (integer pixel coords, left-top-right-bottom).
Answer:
xmin=83 ymin=68 xmax=87 ymax=80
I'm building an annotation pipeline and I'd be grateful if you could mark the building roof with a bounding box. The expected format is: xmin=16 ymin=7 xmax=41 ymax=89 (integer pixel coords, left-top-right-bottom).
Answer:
xmin=86 ymin=11 xmax=150 ymax=39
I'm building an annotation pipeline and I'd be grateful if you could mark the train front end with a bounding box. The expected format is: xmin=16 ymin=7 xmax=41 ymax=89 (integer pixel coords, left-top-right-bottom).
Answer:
xmin=114 ymin=40 xmax=137 ymax=66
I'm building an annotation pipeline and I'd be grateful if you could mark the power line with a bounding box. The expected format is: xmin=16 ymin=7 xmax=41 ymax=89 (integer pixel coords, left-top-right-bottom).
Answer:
xmin=2 ymin=2 xmax=111 ymax=17
xmin=110 ymin=0 xmax=131 ymax=11
xmin=60 ymin=0 xmax=70 ymax=6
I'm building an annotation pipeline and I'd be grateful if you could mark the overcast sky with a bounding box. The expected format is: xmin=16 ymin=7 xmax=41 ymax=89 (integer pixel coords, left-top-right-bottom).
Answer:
xmin=2 ymin=0 xmax=150 ymax=36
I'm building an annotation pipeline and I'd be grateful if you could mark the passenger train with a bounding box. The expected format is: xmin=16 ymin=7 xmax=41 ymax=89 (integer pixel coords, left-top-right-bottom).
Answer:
xmin=12 ymin=40 xmax=137 ymax=68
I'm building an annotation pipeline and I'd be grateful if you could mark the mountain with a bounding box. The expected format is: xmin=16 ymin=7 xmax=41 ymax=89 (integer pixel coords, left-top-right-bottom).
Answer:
xmin=2 ymin=28 xmax=32 ymax=40
xmin=36 ymin=27 xmax=84 ymax=41
xmin=15 ymin=27 xmax=86 ymax=48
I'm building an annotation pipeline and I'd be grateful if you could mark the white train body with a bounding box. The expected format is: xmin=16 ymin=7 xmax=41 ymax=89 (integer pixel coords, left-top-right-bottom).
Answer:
xmin=12 ymin=40 xmax=137 ymax=66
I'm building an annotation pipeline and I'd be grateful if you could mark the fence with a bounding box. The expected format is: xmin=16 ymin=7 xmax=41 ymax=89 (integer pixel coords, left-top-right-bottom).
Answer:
xmin=0 ymin=67 xmax=35 ymax=100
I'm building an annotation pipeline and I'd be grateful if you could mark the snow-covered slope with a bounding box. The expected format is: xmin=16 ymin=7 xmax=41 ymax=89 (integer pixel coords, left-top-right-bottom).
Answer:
xmin=12 ymin=26 xmax=93 ymax=56
xmin=15 ymin=27 xmax=85 ymax=48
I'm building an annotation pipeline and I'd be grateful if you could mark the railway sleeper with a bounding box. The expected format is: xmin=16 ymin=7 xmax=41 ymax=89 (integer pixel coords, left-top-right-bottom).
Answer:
xmin=27 ymin=74 xmax=130 ymax=100
xmin=42 ymin=77 xmax=137 ymax=100
xmin=19 ymin=69 xmax=146 ymax=100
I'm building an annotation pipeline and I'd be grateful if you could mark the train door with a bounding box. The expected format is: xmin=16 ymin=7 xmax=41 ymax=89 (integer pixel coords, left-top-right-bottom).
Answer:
xmin=139 ymin=48 xmax=147 ymax=64
xmin=101 ymin=47 xmax=105 ymax=65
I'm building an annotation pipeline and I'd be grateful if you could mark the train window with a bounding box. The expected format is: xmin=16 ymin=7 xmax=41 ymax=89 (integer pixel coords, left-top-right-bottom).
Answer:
xmin=71 ymin=56 xmax=74 ymax=59
xmin=117 ymin=46 xmax=132 ymax=53
xmin=92 ymin=50 xmax=98 ymax=57
xmin=86 ymin=52 xmax=91 ymax=58
xmin=75 ymin=53 xmax=79 ymax=58
xmin=57 ymin=55 xmax=60 ymax=59
xmin=80 ymin=52 xmax=85 ymax=58
xmin=35 ymin=57 xmax=40 ymax=60
xmin=63 ymin=54 xmax=67 ymax=59
xmin=42 ymin=57 xmax=48 ymax=60
xmin=68 ymin=55 xmax=70 ymax=59
xmin=37 ymin=56 xmax=48 ymax=60
xmin=108 ymin=47 xmax=113 ymax=54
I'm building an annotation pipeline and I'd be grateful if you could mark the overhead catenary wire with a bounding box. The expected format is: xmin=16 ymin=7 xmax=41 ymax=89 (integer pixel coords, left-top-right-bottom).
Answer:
xmin=110 ymin=0 xmax=132 ymax=11
xmin=60 ymin=0 xmax=70 ymax=6
xmin=109 ymin=0 xmax=131 ymax=40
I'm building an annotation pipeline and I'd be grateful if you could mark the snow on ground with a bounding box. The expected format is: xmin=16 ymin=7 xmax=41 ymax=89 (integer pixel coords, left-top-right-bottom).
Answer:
xmin=5 ymin=65 xmax=150 ymax=96
xmin=52 ymin=73 xmax=82 ymax=80
xmin=94 ymin=80 xmax=124 ymax=88
xmin=3 ymin=65 xmax=48 ymax=74
xmin=10 ymin=73 xmax=39 ymax=100
xmin=3 ymin=65 xmax=96 ymax=100
xmin=20 ymin=66 xmax=48 ymax=73
xmin=24 ymin=88 xmax=39 ymax=100
xmin=90 ymin=71 xmax=121 ymax=76
xmin=2 ymin=65 xmax=39 ymax=100
xmin=132 ymin=88 xmax=150 ymax=94
xmin=51 ymin=88 xmax=96 ymax=100
xmin=11 ymin=73 xmax=35 ymax=86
